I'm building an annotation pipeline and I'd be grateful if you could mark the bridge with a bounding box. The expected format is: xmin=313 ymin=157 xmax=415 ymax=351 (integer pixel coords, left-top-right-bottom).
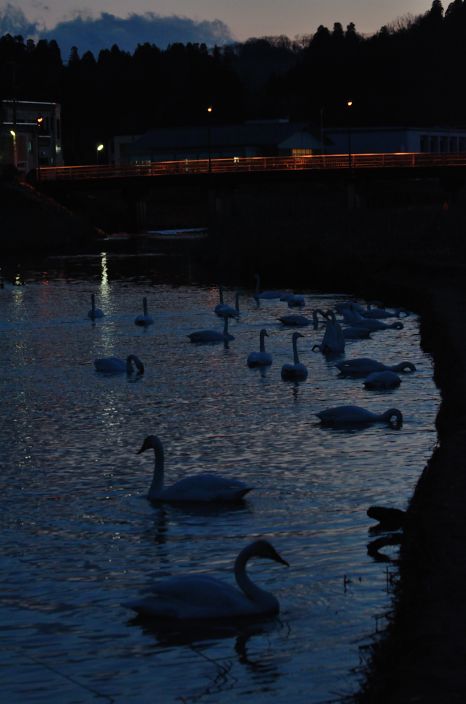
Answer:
xmin=37 ymin=152 xmax=466 ymax=185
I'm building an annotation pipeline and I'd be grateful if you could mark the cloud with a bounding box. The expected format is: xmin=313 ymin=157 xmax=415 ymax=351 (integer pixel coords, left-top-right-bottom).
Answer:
xmin=42 ymin=11 xmax=233 ymax=59
xmin=0 ymin=3 xmax=40 ymax=36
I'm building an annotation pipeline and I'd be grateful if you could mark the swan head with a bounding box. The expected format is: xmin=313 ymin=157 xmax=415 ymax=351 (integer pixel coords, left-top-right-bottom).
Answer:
xmin=391 ymin=321 xmax=404 ymax=330
xmin=127 ymin=355 xmax=144 ymax=374
xmin=247 ymin=539 xmax=289 ymax=567
xmin=292 ymin=332 xmax=304 ymax=341
xmin=137 ymin=435 xmax=163 ymax=455
xmin=381 ymin=408 xmax=403 ymax=427
xmin=260 ymin=328 xmax=269 ymax=337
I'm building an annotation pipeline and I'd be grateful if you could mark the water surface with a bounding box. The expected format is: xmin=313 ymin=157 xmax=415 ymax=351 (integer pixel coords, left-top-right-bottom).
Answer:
xmin=0 ymin=255 xmax=439 ymax=703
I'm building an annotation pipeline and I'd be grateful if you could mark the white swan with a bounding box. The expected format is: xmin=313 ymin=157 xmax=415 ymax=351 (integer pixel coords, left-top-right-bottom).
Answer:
xmin=279 ymin=309 xmax=326 ymax=328
xmin=138 ymin=435 xmax=252 ymax=503
xmin=124 ymin=539 xmax=288 ymax=621
xmin=135 ymin=297 xmax=154 ymax=326
xmin=364 ymin=371 xmax=402 ymax=390
xmin=337 ymin=358 xmax=416 ymax=377
xmin=316 ymin=405 xmax=403 ymax=427
xmin=88 ymin=293 xmax=104 ymax=320
xmin=253 ymin=273 xmax=286 ymax=301
xmin=94 ymin=354 xmax=144 ymax=374
xmin=188 ymin=316 xmax=234 ymax=343
xmin=281 ymin=332 xmax=308 ymax=380
xmin=312 ymin=317 xmax=345 ymax=355
xmin=286 ymin=294 xmax=305 ymax=308
xmin=342 ymin=311 xmax=403 ymax=332
xmin=215 ymin=290 xmax=241 ymax=319
xmin=247 ymin=329 xmax=272 ymax=367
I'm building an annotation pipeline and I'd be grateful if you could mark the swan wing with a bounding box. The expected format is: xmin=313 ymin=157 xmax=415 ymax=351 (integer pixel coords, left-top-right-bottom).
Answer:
xmin=125 ymin=575 xmax=256 ymax=619
xmin=162 ymin=473 xmax=252 ymax=502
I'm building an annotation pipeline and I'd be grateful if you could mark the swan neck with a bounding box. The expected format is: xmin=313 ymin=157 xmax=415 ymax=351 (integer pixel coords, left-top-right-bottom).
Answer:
xmin=223 ymin=317 xmax=229 ymax=334
xmin=143 ymin=297 xmax=148 ymax=316
xmin=234 ymin=549 xmax=270 ymax=604
xmin=260 ymin=331 xmax=266 ymax=352
xmin=148 ymin=443 xmax=165 ymax=499
xmin=292 ymin=336 xmax=300 ymax=364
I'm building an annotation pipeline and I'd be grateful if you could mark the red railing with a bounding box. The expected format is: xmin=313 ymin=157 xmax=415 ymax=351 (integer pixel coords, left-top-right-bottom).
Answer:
xmin=38 ymin=152 xmax=466 ymax=182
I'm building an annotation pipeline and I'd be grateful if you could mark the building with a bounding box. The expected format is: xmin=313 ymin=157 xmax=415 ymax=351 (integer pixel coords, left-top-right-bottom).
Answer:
xmin=0 ymin=99 xmax=64 ymax=174
xmin=113 ymin=120 xmax=322 ymax=165
xmin=324 ymin=126 xmax=466 ymax=154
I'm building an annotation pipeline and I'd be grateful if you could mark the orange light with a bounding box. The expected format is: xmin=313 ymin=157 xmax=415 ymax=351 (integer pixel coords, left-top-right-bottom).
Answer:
xmin=207 ymin=106 xmax=213 ymax=113
xmin=347 ymin=100 xmax=353 ymax=108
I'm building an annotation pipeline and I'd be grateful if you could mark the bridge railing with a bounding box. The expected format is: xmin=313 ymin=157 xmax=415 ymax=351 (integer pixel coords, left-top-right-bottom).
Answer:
xmin=37 ymin=152 xmax=466 ymax=181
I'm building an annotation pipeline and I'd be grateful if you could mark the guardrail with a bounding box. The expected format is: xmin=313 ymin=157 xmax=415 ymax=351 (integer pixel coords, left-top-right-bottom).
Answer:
xmin=37 ymin=152 xmax=466 ymax=182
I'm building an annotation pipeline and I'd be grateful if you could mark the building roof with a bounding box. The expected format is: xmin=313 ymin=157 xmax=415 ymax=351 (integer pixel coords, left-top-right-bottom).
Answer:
xmin=133 ymin=121 xmax=321 ymax=150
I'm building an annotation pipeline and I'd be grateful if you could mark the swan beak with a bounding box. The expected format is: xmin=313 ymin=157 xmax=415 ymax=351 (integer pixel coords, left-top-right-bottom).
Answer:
xmin=136 ymin=444 xmax=146 ymax=455
xmin=274 ymin=552 xmax=289 ymax=567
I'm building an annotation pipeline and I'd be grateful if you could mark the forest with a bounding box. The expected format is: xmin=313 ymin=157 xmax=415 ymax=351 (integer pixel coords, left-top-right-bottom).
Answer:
xmin=0 ymin=0 xmax=465 ymax=164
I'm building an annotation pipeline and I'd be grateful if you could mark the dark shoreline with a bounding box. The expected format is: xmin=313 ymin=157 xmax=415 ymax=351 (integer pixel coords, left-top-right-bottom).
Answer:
xmin=4 ymin=178 xmax=466 ymax=701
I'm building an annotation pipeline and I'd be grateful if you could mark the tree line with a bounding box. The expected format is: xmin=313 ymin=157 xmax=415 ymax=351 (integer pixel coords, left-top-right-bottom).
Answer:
xmin=0 ymin=0 xmax=464 ymax=164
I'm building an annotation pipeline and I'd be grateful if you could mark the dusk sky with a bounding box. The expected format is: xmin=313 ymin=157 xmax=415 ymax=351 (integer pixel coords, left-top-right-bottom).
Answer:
xmin=9 ymin=0 xmax=432 ymax=40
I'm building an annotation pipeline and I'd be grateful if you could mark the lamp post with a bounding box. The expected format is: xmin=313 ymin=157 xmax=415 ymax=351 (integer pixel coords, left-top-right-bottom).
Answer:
xmin=207 ymin=106 xmax=213 ymax=173
xmin=96 ymin=143 xmax=104 ymax=166
xmin=9 ymin=130 xmax=17 ymax=168
xmin=346 ymin=100 xmax=353 ymax=170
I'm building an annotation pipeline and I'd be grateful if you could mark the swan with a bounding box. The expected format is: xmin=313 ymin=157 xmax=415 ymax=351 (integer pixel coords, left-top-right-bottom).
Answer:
xmin=342 ymin=326 xmax=372 ymax=340
xmin=343 ymin=313 xmax=403 ymax=332
xmin=362 ymin=305 xmax=403 ymax=319
xmin=316 ymin=405 xmax=403 ymax=427
xmin=312 ymin=317 xmax=345 ymax=355
xmin=88 ymin=293 xmax=104 ymax=320
xmin=281 ymin=332 xmax=308 ymax=380
xmin=215 ymin=290 xmax=241 ymax=319
xmin=94 ymin=354 xmax=144 ymax=374
xmin=247 ymin=329 xmax=272 ymax=367
xmin=364 ymin=370 xmax=402 ymax=390
xmin=253 ymin=273 xmax=286 ymax=301
xmin=188 ymin=316 xmax=234 ymax=343
xmin=137 ymin=434 xmax=252 ymax=503
xmin=124 ymin=539 xmax=288 ymax=621
xmin=286 ymin=294 xmax=305 ymax=308
xmin=135 ymin=297 xmax=154 ymax=326
xmin=279 ymin=309 xmax=326 ymax=328
xmin=337 ymin=358 xmax=416 ymax=377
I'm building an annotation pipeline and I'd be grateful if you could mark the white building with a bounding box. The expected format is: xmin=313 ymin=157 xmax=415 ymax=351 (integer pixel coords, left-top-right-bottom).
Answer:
xmin=324 ymin=126 xmax=466 ymax=154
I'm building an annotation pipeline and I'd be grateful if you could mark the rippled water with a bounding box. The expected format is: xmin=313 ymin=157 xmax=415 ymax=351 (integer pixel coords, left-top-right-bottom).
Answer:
xmin=0 ymin=255 xmax=439 ymax=703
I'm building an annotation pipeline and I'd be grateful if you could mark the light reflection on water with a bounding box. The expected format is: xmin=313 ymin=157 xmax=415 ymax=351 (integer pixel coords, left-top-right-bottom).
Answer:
xmin=0 ymin=263 xmax=439 ymax=703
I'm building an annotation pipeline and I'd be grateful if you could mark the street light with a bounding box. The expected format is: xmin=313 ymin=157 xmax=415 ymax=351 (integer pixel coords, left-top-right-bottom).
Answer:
xmin=207 ymin=106 xmax=213 ymax=173
xmin=9 ymin=129 xmax=17 ymax=168
xmin=346 ymin=100 xmax=353 ymax=170
xmin=96 ymin=143 xmax=104 ymax=165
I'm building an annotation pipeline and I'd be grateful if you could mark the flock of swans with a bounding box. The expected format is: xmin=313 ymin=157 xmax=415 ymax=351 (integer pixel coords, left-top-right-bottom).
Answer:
xmin=87 ymin=277 xmax=416 ymax=623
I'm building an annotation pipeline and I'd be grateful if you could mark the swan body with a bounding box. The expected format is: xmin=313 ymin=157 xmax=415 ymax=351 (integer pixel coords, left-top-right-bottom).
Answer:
xmin=215 ymin=290 xmax=241 ymax=319
xmin=342 ymin=326 xmax=372 ymax=339
xmin=188 ymin=317 xmax=234 ymax=343
xmin=88 ymin=294 xmax=104 ymax=320
xmin=281 ymin=332 xmax=308 ymax=380
xmin=94 ymin=354 xmax=144 ymax=374
xmin=247 ymin=329 xmax=272 ymax=367
xmin=279 ymin=310 xmax=326 ymax=328
xmin=313 ymin=318 xmax=345 ymax=355
xmin=337 ymin=358 xmax=416 ymax=377
xmin=253 ymin=273 xmax=286 ymax=301
xmin=343 ymin=312 xmax=403 ymax=331
xmin=124 ymin=539 xmax=288 ymax=621
xmin=138 ymin=435 xmax=252 ymax=503
xmin=286 ymin=294 xmax=305 ymax=308
xmin=135 ymin=297 xmax=154 ymax=326
xmin=316 ymin=405 xmax=403 ymax=427
xmin=364 ymin=370 xmax=402 ymax=390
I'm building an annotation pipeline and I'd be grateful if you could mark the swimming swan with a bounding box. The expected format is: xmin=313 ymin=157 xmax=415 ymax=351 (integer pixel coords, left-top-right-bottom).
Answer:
xmin=88 ymin=294 xmax=104 ymax=320
xmin=281 ymin=332 xmax=308 ymax=380
xmin=188 ymin=316 xmax=234 ymax=343
xmin=247 ymin=329 xmax=272 ymax=367
xmin=138 ymin=435 xmax=252 ymax=503
xmin=124 ymin=539 xmax=288 ymax=620
xmin=364 ymin=371 xmax=402 ymax=390
xmin=316 ymin=405 xmax=403 ymax=427
xmin=94 ymin=355 xmax=144 ymax=374
xmin=341 ymin=311 xmax=404 ymax=332
xmin=135 ymin=297 xmax=154 ymax=326
xmin=215 ymin=290 xmax=241 ymax=319
xmin=337 ymin=358 xmax=416 ymax=377
xmin=279 ymin=309 xmax=326 ymax=329
xmin=253 ymin=273 xmax=286 ymax=301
